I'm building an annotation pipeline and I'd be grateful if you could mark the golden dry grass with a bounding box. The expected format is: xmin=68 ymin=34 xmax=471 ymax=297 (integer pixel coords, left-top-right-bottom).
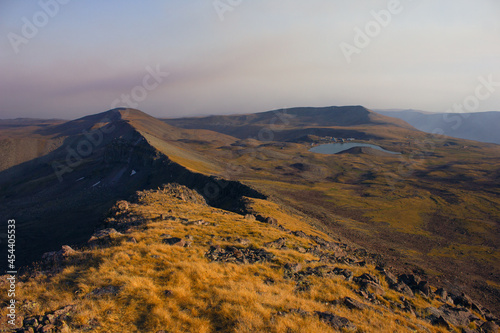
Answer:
xmin=0 ymin=189 xmax=458 ymax=332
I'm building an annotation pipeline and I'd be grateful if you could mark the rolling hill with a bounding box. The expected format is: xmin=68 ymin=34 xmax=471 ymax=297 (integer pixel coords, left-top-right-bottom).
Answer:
xmin=163 ymin=105 xmax=416 ymax=142
xmin=0 ymin=106 xmax=499 ymax=331
xmin=162 ymin=106 xmax=500 ymax=316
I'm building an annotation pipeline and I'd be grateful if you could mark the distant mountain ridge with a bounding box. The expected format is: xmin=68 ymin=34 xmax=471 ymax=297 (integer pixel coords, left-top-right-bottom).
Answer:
xmin=163 ymin=105 xmax=416 ymax=141
xmin=165 ymin=105 xmax=413 ymax=128
xmin=375 ymin=109 xmax=500 ymax=144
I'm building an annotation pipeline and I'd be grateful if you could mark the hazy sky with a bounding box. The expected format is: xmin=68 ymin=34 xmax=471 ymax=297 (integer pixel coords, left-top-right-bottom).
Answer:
xmin=1 ymin=0 xmax=499 ymax=119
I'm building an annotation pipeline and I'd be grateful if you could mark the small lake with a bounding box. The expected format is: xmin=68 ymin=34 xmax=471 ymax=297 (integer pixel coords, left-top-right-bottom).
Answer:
xmin=309 ymin=142 xmax=400 ymax=155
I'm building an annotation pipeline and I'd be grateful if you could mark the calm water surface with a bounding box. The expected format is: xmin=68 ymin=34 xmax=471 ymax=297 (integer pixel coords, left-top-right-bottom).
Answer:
xmin=309 ymin=142 xmax=400 ymax=155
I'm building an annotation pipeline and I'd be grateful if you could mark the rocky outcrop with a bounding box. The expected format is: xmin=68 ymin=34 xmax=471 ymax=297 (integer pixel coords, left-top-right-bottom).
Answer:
xmin=162 ymin=236 xmax=191 ymax=247
xmin=315 ymin=311 xmax=357 ymax=331
xmin=87 ymin=228 xmax=123 ymax=248
xmin=41 ymin=246 xmax=77 ymax=266
xmin=18 ymin=305 xmax=74 ymax=333
xmin=205 ymin=245 xmax=275 ymax=264
xmin=263 ymin=237 xmax=287 ymax=249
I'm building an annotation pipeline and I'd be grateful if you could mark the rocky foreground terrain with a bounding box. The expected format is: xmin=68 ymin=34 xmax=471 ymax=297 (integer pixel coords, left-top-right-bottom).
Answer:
xmin=1 ymin=184 xmax=498 ymax=332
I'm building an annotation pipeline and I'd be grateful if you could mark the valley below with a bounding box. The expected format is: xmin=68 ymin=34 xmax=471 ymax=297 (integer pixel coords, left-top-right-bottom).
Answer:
xmin=0 ymin=106 xmax=499 ymax=332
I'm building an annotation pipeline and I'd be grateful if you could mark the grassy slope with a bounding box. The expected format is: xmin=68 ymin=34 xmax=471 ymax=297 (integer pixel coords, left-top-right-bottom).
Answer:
xmin=170 ymin=123 xmax=500 ymax=314
xmin=1 ymin=107 xmax=498 ymax=329
xmin=253 ymin=141 xmax=500 ymax=312
xmin=0 ymin=187 xmax=455 ymax=332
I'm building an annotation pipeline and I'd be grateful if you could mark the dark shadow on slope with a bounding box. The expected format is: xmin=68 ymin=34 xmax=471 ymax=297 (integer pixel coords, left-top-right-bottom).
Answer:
xmin=0 ymin=127 xmax=265 ymax=271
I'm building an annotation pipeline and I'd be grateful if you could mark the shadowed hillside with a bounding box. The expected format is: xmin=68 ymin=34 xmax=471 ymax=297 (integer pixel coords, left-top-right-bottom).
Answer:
xmin=0 ymin=109 xmax=254 ymax=270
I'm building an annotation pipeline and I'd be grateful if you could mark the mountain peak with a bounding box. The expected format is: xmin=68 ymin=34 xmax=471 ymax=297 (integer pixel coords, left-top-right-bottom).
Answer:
xmin=98 ymin=108 xmax=152 ymax=121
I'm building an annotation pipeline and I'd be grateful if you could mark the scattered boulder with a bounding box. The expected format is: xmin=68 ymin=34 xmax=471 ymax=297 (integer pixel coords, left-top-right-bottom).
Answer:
xmin=20 ymin=305 xmax=75 ymax=333
xmin=435 ymin=288 xmax=447 ymax=299
xmin=23 ymin=318 xmax=38 ymax=328
xmin=417 ymin=281 xmax=432 ymax=297
xmin=354 ymin=273 xmax=384 ymax=295
xmin=109 ymin=200 xmax=130 ymax=216
xmin=485 ymin=312 xmax=498 ymax=322
xmin=292 ymin=230 xmax=308 ymax=238
xmin=315 ymin=311 xmax=356 ymax=331
xmin=383 ymin=271 xmax=398 ymax=286
xmin=181 ymin=219 xmax=209 ymax=226
xmin=398 ymin=274 xmax=421 ymax=289
xmin=41 ymin=245 xmax=77 ymax=266
xmin=355 ymin=273 xmax=380 ymax=285
xmin=431 ymin=315 xmax=453 ymax=330
xmin=205 ymin=245 xmax=274 ymax=264
xmin=284 ymin=263 xmax=303 ymax=274
xmin=392 ymin=282 xmax=414 ymax=297
xmin=104 ymin=214 xmax=145 ymax=230
xmin=376 ymin=266 xmax=398 ymax=286
xmin=343 ymin=297 xmax=367 ymax=310
xmin=90 ymin=286 xmax=120 ymax=297
xmin=426 ymin=304 xmax=474 ymax=328
xmin=265 ymin=217 xmax=278 ymax=225
xmin=116 ymin=200 xmax=129 ymax=211
xmin=453 ymin=293 xmax=474 ymax=308
xmin=399 ymin=297 xmax=416 ymax=314
xmin=296 ymin=247 xmax=307 ymax=253
xmin=310 ymin=236 xmax=339 ymax=250
xmin=264 ymin=237 xmax=287 ymax=249
xmin=162 ymin=237 xmax=190 ymax=247
xmin=244 ymin=214 xmax=256 ymax=221
xmin=88 ymin=228 xmax=123 ymax=248
xmin=52 ymin=305 xmax=74 ymax=318
xmin=221 ymin=237 xmax=250 ymax=245
xmin=480 ymin=321 xmax=500 ymax=333
xmin=158 ymin=183 xmax=207 ymax=205
xmin=40 ymin=324 xmax=56 ymax=332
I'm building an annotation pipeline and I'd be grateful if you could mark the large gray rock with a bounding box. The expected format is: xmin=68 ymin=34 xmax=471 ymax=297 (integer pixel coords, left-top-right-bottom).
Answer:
xmin=480 ymin=321 xmax=500 ymax=333
xmin=88 ymin=228 xmax=123 ymax=248
xmin=41 ymin=245 xmax=77 ymax=265
xmin=343 ymin=297 xmax=367 ymax=310
xmin=316 ymin=311 xmax=356 ymax=331
xmin=264 ymin=237 xmax=287 ymax=249
xmin=162 ymin=237 xmax=190 ymax=247
xmin=426 ymin=304 xmax=474 ymax=328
